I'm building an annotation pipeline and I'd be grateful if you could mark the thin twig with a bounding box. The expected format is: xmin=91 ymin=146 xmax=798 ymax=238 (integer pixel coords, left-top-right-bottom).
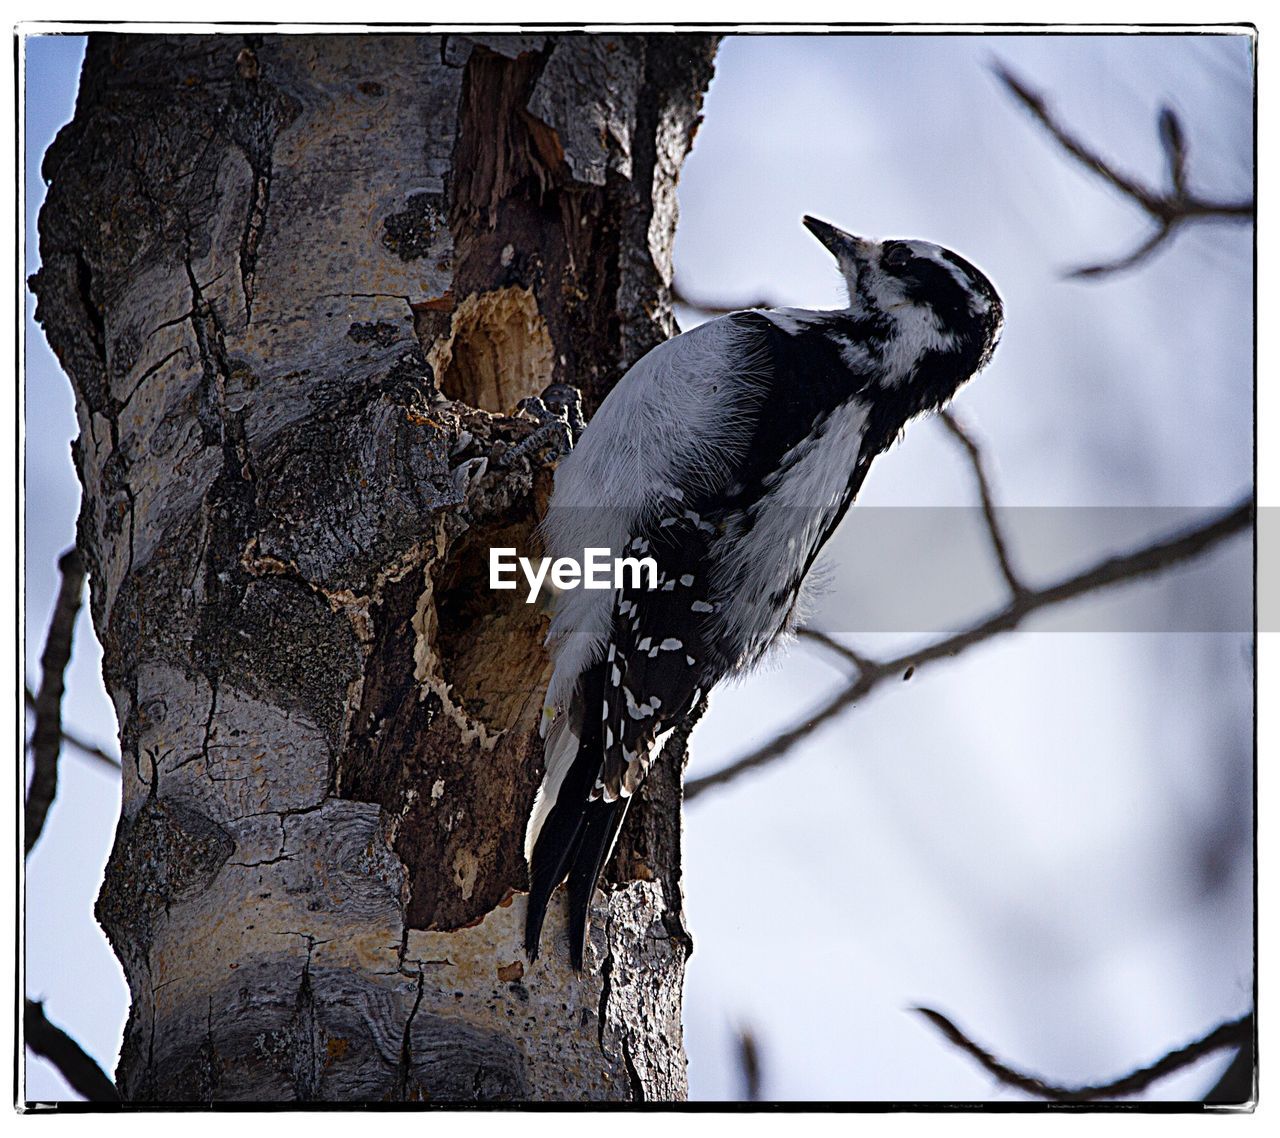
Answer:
xmin=23 ymin=999 xmax=120 ymax=1102
xmin=937 ymin=410 xmax=1025 ymax=598
xmin=26 ymin=548 xmax=86 ymax=856
xmin=1159 ymin=107 xmax=1190 ymax=200
xmin=671 ymin=279 xmax=778 ymax=316
xmin=1069 ymin=221 xmax=1177 ymax=279
xmin=736 ymin=1024 xmax=763 ymax=1102
xmin=994 ymin=62 xmax=1254 ymax=278
xmin=913 ymin=1006 xmax=1252 ymax=1102
xmin=685 ymin=498 xmax=1251 ymax=800
xmin=797 ymin=628 xmax=878 ymax=675
xmin=686 ymin=657 xmax=879 ymax=800
xmin=24 ymin=686 xmax=121 ymax=771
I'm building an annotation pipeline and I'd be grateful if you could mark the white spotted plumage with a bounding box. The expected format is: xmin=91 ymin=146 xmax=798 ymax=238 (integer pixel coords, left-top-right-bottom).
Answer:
xmin=538 ymin=316 xmax=774 ymax=719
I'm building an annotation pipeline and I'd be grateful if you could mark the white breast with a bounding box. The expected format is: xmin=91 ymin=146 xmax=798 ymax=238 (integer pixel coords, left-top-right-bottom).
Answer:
xmin=709 ymin=397 xmax=870 ymax=669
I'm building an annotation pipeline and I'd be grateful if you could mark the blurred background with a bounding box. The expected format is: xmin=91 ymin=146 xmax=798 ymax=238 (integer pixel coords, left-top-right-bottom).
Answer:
xmin=24 ymin=31 xmax=1254 ymax=1101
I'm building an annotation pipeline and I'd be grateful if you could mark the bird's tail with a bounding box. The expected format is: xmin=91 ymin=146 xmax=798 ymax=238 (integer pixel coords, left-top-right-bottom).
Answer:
xmin=524 ymin=664 xmax=631 ymax=970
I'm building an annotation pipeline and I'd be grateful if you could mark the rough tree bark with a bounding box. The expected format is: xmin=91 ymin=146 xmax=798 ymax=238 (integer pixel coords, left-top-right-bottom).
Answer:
xmin=32 ymin=31 xmax=718 ymax=1102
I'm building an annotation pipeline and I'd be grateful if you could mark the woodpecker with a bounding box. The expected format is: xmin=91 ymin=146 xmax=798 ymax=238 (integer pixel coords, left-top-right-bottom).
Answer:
xmin=524 ymin=216 xmax=1003 ymax=968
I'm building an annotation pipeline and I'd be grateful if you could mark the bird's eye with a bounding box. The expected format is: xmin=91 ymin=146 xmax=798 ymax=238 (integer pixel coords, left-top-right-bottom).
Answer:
xmin=883 ymin=244 xmax=911 ymax=270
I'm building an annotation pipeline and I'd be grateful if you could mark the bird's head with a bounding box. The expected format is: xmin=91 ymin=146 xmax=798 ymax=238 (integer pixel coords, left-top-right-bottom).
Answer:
xmin=803 ymin=215 xmax=1004 ymax=385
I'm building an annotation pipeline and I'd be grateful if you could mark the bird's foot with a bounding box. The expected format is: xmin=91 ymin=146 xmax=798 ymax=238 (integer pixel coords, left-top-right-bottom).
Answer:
xmin=502 ymin=383 xmax=586 ymax=467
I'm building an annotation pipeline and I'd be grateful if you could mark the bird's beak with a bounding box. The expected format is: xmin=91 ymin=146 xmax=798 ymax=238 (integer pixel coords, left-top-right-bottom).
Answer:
xmin=803 ymin=215 xmax=869 ymax=263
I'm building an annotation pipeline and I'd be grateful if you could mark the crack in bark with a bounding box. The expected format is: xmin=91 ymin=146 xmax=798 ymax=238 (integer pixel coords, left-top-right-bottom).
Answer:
xmin=65 ymin=246 xmax=140 ymax=588
xmin=395 ymin=970 xmax=426 ymax=1100
xmin=622 ymin=1038 xmax=645 ymax=1103
xmin=200 ymin=680 xmax=218 ymax=768
xmin=118 ymin=344 xmax=188 ymax=411
xmin=165 ymin=682 xmax=219 ymax=780
xmin=595 ymin=906 xmax=645 ymax=1102
xmin=219 ymin=43 xmax=300 ymax=325
xmin=239 ymin=800 xmax=331 ymax=821
xmin=73 ymin=251 xmax=108 ymax=365
xmin=203 ymin=995 xmax=221 ymax=1100
xmin=120 ymin=469 xmax=138 ymax=582
xmin=182 ymin=246 xmax=293 ymax=740
xmin=229 ymin=852 xmax=295 ymax=868
xmin=596 ymin=932 xmax=614 ymax=1054
xmin=184 ymin=255 xmax=239 ymax=448
xmin=239 ymin=168 xmax=271 ymax=324
xmin=140 ymin=746 xmax=168 ymax=799
xmin=291 ymin=933 xmax=323 ymax=1101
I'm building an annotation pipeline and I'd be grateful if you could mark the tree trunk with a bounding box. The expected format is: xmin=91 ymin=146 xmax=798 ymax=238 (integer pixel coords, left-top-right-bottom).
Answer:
xmin=32 ymin=31 xmax=718 ymax=1103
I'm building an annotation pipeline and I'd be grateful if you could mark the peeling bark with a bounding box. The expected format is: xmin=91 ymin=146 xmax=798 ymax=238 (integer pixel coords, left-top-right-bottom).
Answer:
xmin=33 ymin=31 xmax=718 ymax=1102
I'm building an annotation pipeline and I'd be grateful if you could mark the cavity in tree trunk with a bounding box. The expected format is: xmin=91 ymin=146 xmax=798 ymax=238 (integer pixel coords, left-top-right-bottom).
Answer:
xmin=32 ymin=31 xmax=718 ymax=1102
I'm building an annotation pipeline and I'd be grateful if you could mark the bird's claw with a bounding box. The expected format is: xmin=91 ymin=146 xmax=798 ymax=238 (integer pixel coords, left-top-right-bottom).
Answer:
xmin=502 ymin=383 xmax=586 ymax=467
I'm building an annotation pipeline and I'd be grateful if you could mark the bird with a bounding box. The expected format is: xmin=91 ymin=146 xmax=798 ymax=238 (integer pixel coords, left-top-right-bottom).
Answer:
xmin=523 ymin=215 xmax=1004 ymax=969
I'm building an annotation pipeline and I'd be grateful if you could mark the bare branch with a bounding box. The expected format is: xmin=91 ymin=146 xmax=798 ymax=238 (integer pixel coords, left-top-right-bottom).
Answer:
xmin=24 ymin=686 xmax=121 ymax=771
xmin=797 ymin=628 xmax=879 ymax=675
xmin=994 ymin=62 xmax=1253 ymax=278
xmin=685 ymin=498 xmax=1251 ymax=801
xmin=26 ymin=548 xmax=87 ymax=856
xmin=995 ymin=63 xmax=1162 ymax=210
xmin=1067 ymin=220 xmax=1177 ymax=279
xmin=1158 ymin=106 xmax=1189 ymax=198
xmin=736 ymin=1024 xmax=763 ymax=1102
xmin=1204 ymin=1023 xmax=1255 ymax=1104
xmin=937 ymin=410 xmax=1025 ymax=598
xmin=24 ymin=999 xmax=120 ymax=1103
xmin=686 ymin=659 xmax=877 ymax=801
xmin=913 ymin=1006 xmax=1252 ymax=1102
xmin=671 ymin=278 xmax=778 ymax=317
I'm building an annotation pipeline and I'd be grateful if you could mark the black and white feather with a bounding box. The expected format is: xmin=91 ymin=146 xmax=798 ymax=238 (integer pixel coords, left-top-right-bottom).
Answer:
xmin=524 ymin=216 xmax=1004 ymax=969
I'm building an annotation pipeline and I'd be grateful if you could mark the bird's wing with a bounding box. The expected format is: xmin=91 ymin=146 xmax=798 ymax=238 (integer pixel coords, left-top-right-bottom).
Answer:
xmin=594 ymin=515 xmax=715 ymax=801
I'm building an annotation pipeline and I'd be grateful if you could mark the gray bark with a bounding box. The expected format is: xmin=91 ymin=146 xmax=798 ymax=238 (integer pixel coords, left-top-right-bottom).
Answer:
xmin=33 ymin=31 xmax=718 ymax=1102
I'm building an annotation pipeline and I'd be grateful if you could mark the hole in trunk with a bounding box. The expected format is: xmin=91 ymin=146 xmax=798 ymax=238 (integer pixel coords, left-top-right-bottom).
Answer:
xmin=434 ymin=508 xmax=551 ymax=734
xmin=433 ymin=286 xmax=554 ymax=414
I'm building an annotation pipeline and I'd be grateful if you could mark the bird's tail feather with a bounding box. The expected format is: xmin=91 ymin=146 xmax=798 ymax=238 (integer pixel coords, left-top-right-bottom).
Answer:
xmin=525 ymin=664 xmax=631 ymax=968
xmin=565 ymin=797 xmax=631 ymax=970
xmin=524 ymin=787 xmax=586 ymax=960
